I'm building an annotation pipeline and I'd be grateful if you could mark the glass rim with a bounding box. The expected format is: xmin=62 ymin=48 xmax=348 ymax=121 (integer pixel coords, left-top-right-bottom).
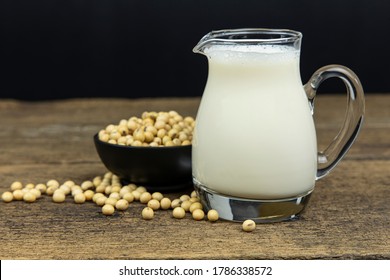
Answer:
xmin=193 ymin=28 xmax=302 ymax=53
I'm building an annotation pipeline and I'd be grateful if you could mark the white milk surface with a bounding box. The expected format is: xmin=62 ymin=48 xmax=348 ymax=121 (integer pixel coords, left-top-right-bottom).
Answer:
xmin=192 ymin=45 xmax=317 ymax=199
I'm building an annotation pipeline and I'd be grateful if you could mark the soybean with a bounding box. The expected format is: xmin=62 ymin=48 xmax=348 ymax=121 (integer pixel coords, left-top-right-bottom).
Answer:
xmin=23 ymin=192 xmax=37 ymax=203
xmin=102 ymin=204 xmax=115 ymax=216
xmin=189 ymin=202 xmax=203 ymax=213
xmin=242 ymin=220 xmax=256 ymax=232
xmin=74 ymin=193 xmax=86 ymax=204
xmin=1 ymin=191 xmax=13 ymax=202
xmin=139 ymin=192 xmax=152 ymax=204
xmin=151 ymin=192 xmax=164 ymax=201
xmin=95 ymin=196 xmax=107 ymax=206
xmin=181 ymin=200 xmax=192 ymax=212
xmin=172 ymin=207 xmax=186 ymax=219
xmin=171 ymin=198 xmax=181 ymax=209
xmin=10 ymin=181 xmax=23 ymax=191
xmin=123 ymin=192 xmax=134 ymax=203
xmin=147 ymin=199 xmax=160 ymax=210
xmin=115 ymin=199 xmax=129 ymax=211
xmin=192 ymin=209 xmax=205 ymax=221
xmin=13 ymin=190 xmax=24 ymax=201
xmin=160 ymin=197 xmax=171 ymax=210
xmin=207 ymin=210 xmax=219 ymax=222
xmin=52 ymin=191 xmax=65 ymax=203
xmin=142 ymin=207 xmax=154 ymax=220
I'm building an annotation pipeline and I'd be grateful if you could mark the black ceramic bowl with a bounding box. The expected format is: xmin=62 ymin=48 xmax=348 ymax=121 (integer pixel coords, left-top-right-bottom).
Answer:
xmin=93 ymin=134 xmax=192 ymax=192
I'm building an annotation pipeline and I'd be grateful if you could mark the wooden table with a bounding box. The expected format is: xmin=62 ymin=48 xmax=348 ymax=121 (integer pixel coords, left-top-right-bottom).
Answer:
xmin=0 ymin=94 xmax=389 ymax=260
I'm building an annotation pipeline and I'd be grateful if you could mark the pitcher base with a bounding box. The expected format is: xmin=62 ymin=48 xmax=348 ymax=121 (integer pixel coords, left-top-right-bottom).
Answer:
xmin=194 ymin=181 xmax=313 ymax=223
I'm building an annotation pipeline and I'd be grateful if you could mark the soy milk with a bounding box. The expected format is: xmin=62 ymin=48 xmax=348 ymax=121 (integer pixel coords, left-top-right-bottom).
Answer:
xmin=192 ymin=45 xmax=317 ymax=199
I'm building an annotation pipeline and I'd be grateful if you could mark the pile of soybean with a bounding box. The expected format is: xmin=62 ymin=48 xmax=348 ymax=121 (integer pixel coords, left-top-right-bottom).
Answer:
xmin=1 ymin=171 xmax=217 ymax=220
xmin=1 ymin=172 xmax=255 ymax=232
xmin=98 ymin=110 xmax=195 ymax=147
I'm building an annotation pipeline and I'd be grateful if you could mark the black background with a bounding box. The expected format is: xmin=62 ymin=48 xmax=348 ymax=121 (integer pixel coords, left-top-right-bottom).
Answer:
xmin=1 ymin=0 xmax=389 ymax=100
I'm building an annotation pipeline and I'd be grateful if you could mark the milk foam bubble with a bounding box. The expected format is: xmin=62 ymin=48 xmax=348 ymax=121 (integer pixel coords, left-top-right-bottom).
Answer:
xmin=204 ymin=44 xmax=299 ymax=63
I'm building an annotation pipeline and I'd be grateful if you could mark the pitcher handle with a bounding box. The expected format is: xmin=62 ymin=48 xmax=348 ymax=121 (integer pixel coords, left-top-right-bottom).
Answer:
xmin=304 ymin=65 xmax=365 ymax=180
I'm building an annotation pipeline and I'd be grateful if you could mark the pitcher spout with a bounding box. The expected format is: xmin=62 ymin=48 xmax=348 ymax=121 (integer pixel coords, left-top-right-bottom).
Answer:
xmin=193 ymin=29 xmax=235 ymax=55
xmin=192 ymin=32 xmax=215 ymax=55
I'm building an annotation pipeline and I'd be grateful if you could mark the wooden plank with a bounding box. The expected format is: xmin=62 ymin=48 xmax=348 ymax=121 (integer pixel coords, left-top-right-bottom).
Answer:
xmin=0 ymin=95 xmax=389 ymax=259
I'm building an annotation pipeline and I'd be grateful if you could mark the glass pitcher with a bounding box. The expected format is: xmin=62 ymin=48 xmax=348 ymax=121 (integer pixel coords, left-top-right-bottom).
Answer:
xmin=192 ymin=28 xmax=365 ymax=223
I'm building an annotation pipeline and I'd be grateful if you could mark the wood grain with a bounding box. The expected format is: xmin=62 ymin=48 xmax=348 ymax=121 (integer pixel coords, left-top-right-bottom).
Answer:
xmin=0 ymin=95 xmax=389 ymax=259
